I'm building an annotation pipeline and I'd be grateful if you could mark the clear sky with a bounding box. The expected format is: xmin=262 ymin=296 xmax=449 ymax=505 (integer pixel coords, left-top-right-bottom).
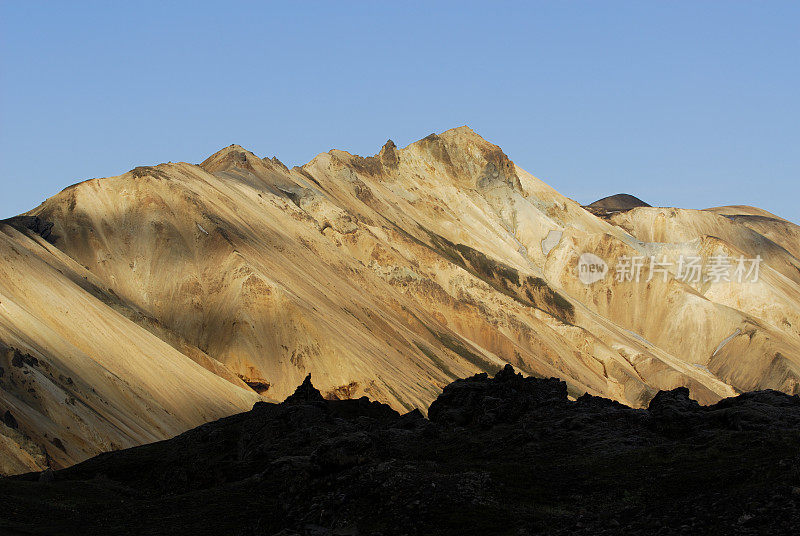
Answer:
xmin=1 ymin=1 xmax=798 ymax=222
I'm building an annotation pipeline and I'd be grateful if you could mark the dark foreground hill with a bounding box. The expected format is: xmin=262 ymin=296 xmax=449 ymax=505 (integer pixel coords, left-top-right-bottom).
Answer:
xmin=1 ymin=366 xmax=800 ymax=536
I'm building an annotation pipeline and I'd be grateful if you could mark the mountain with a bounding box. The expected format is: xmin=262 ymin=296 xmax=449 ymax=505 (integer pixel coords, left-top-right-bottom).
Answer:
xmin=586 ymin=193 xmax=651 ymax=212
xmin=2 ymin=367 xmax=799 ymax=535
xmin=2 ymin=126 xmax=800 ymax=475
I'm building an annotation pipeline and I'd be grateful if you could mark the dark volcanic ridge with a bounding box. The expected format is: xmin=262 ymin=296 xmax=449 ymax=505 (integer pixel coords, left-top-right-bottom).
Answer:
xmin=2 ymin=366 xmax=800 ymax=536
xmin=587 ymin=193 xmax=651 ymax=211
xmin=585 ymin=193 xmax=651 ymax=218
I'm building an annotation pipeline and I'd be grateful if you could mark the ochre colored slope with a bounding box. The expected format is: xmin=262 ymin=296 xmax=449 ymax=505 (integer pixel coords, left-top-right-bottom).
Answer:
xmin=2 ymin=127 xmax=798 ymax=474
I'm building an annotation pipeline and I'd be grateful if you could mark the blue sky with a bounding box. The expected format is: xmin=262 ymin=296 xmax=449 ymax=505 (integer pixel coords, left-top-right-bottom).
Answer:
xmin=1 ymin=1 xmax=798 ymax=222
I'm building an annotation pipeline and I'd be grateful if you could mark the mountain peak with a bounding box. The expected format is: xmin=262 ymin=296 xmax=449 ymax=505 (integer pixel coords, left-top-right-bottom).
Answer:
xmin=406 ymin=126 xmax=522 ymax=191
xmin=587 ymin=193 xmax=651 ymax=211
xmin=440 ymin=125 xmax=478 ymax=137
xmin=200 ymin=144 xmax=260 ymax=173
xmin=378 ymin=139 xmax=399 ymax=168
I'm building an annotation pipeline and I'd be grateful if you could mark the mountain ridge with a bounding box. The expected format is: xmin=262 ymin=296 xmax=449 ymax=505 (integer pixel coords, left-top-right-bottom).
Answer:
xmin=2 ymin=126 xmax=799 ymax=475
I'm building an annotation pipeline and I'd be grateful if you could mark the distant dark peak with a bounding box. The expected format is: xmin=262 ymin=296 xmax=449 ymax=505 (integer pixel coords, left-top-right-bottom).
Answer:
xmin=587 ymin=193 xmax=651 ymax=211
xmin=284 ymin=374 xmax=325 ymax=403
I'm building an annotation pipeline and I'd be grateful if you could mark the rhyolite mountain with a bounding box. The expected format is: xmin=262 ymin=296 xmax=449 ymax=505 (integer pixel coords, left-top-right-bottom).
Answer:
xmin=2 ymin=126 xmax=800 ymax=474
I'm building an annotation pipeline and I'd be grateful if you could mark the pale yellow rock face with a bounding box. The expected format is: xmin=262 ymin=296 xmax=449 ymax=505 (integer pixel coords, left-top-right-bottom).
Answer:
xmin=1 ymin=127 xmax=798 ymax=473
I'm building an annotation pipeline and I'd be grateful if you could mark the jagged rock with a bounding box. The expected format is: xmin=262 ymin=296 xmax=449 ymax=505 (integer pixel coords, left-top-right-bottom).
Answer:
xmin=2 ymin=215 xmax=56 ymax=242
xmin=9 ymin=349 xmax=37 ymax=369
xmin=285 ymin=374 xmax=325 ymax=404
xmin=429 ymin=365 xmax=568 ymax=426
xmin=648 ymin=387 xmax=701 ymax=413
xmin=378 ymin=139 xmax=399 ymax=168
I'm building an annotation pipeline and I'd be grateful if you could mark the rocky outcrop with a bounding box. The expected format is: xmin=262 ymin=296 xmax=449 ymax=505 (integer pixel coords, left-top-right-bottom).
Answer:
xmin=429 ymin=364 xmax=569 ymax=426
xmin=1 ymin=215 xmax=56 ymax=242
xmin=284 ymin=374 xmax=325 ymax=403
